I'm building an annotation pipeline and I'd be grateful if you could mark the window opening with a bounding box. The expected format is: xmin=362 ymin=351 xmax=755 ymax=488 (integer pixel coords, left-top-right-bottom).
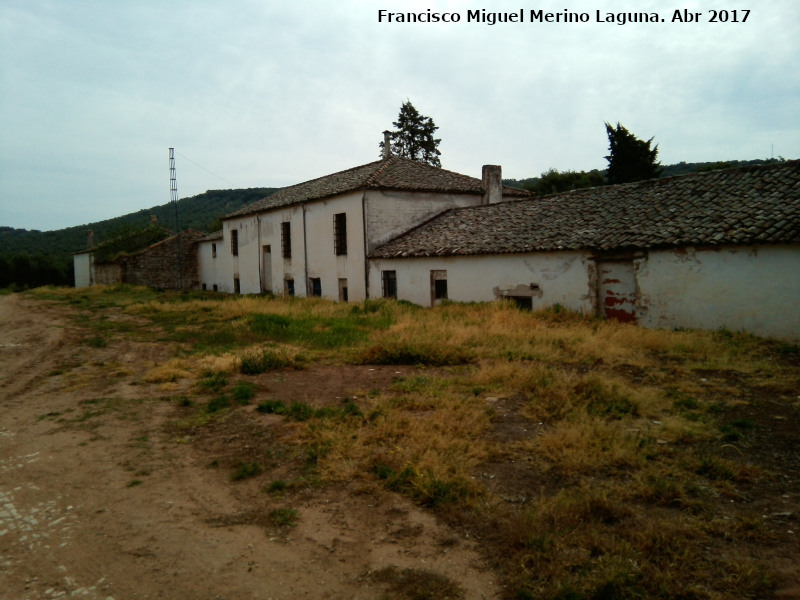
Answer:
xmin=230 ymin=230 xmax=239 ymax=256
xmin=281 ymin=222 xmax=291 ymax=258
xmin=310 ymin=277 xmax=322 ymax=297
xmin=333 ymin=213 xmax=347 ymax=256
xmin=382 ymin=270 xmax=397 ymax=299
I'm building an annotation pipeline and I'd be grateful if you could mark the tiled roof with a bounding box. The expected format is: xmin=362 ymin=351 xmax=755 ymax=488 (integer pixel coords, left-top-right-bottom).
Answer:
xmin=225 ymin=156 xmax=528 ymax=218
xmin=372 ymin=160 xmax=800 ymax=257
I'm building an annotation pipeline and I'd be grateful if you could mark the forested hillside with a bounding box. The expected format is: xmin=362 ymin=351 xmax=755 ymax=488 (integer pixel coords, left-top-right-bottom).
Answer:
xmin=504 ymin=158 xmax=785 ymax=194
xmin=0 ymin=187 xmax=276 ymax=288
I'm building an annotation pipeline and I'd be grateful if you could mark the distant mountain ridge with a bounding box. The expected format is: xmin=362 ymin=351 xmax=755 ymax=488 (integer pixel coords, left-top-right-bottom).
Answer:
xmin=0 ymin=187 xmax=276 ymax=289
xmin=503 ymin=158 xmax=785 ymax=192
xmin=0 ymin=187 xmax=277 ymax=256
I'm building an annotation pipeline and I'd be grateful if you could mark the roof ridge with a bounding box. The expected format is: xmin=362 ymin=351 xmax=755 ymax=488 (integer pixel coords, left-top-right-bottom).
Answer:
xmin=364 ymin=155 xmax=400 ymax=186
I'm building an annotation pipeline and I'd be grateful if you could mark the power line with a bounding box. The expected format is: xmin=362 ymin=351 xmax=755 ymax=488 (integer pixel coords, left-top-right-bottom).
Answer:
xmin=174 ymin=151 xmax=238 ymax=188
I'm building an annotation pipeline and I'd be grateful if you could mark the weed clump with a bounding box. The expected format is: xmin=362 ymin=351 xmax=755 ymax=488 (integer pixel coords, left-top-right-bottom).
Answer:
xmin=231 ymin=462 xmax=263 ymax=481
xmin=358 ymin=340 xmax=471 ymax=366
xmin=239 ymin=347 xmax=303 ymax=374
xmin=206 ymin=395 xmax=231 ymax=413
xmin=231 ymin=380 xmax=255 ymax=404
xmin=369 ymin=566 xmax=464 ymax=600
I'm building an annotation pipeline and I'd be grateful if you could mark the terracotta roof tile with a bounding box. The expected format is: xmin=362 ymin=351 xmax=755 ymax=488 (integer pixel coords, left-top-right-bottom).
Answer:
xmin=372 ymin=161 xmax=800 ymax=257
xmin=225 ymin=156 xmax=528 ymax=218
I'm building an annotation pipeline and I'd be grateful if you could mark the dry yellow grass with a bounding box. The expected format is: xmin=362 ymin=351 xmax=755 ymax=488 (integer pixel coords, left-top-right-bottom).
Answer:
xmin=32 ymin=286 xmax=799 ymax=600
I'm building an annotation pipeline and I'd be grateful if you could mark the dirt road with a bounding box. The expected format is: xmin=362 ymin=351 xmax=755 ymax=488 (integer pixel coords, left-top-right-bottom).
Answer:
xmin=0 ymin=294 xmax=497 ymax=600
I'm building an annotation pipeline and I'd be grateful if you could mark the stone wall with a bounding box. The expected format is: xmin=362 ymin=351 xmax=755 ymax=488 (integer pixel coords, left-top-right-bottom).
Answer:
xmin=123 ymin=230 xmax=205 ymax=290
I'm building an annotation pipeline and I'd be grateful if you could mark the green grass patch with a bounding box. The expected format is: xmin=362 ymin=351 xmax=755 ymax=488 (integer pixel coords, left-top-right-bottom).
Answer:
xmin=358 ymin=340 xmax=472 ymax=366
xmin=206 ymin=395 xmax=231 ymax=413
xmin=231 ymin=380 xmax=256 ymax=404
xmin=268 ymin=507 xmax=298 ymax=528
xmin=231 ymin=462 xmax=263 ymax=481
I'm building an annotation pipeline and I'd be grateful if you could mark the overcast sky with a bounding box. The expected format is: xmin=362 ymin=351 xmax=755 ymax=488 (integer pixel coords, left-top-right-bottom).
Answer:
xmin=1 ymin=0 xmax=798 ymax=232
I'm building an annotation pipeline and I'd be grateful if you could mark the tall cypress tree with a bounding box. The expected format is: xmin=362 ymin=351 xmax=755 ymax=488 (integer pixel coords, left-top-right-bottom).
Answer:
xmin=380 ymin=100 xmax=442 ymax=167
xmin=604 ymin=122 xmax=661 ymax=184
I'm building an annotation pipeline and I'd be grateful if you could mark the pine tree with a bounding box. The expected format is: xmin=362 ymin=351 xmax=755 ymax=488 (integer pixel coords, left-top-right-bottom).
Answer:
xmin=604 ymin=122 xmax=661 ymax=184
xmin=380 ymin=100 xmax=442 ymax=167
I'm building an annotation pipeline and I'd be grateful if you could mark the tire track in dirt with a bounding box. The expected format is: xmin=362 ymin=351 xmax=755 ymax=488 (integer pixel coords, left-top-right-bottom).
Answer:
xmin=0 ymin=294 xmax=499 ymax=600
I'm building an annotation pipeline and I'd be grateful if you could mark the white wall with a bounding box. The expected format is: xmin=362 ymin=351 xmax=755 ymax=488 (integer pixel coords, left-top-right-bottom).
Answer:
xmin=302 ymin=192 xmax=366 ymax=301
xmin=212 ymin=188 xmax=481 ymax=301
xmin=370 ymin=244 xmax=800 ymax=342
xmin=363 ymin=190 xmax=484 ymax=253
xmin=73 ymin=252 xmax=93 ymax=288
xmin=255 ymin=205 xmax=303 ymax=296
xmin=197 ymin=239 xmax=223 ymax=291
xmin=222 ymin=215 xmax=260 ymax=294
xmin=369 ymin=252 xmax=595 ymax=310
xmin=637 ymin=244 xmax=800 ymax=341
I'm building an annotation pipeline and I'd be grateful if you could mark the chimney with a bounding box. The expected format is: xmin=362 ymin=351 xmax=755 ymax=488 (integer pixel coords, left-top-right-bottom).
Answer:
xmin=87 ymin=230 xmax=95 ymax=249
xmin=382 ymin=130 xmax=392 ymax=160
xmin=482 ymin=165 xmax=503 ymax=205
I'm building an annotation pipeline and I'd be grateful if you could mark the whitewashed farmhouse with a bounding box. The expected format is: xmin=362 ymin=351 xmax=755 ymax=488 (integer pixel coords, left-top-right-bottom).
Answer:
xmin=196 ymin=153 xmax=528 ymax=297
xmin=370 ymin=160 xmax=800 ymax=341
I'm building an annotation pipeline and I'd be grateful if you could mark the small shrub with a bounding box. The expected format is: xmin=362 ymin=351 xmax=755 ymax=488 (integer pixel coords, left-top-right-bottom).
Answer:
xmin=231 ymin=380 xmax=255 ymax=404
xmin=269 ymin=507 xmax=298 ymax=527
xmin=696 ymin=455 xmax=735 ymax=480
xmin=257 ymin=399 xmax=287 ymax=414
xmin=85 ymin=335 xmax=108 ymax=348
xmin=266 ymin=480 xmax=288 ymax=493
xmin=370 ymin=566 xmax=464 ymax=600
xmin=206 ymin=394 xmax=231 ymax=413
xmin=232 ymin=462 xmax=263 ymax=481
xmin=358 ymin=341 xmax=471 ymax=366
xmin=285 ymin=401 xmax=315 ymax=422
xmin=577 ymin=377 xmax=639 ymax=419
xmin=196 ymin=371 xmax=228 ymax=393
xmin=240 ymin=347 xmax=300 ymax=374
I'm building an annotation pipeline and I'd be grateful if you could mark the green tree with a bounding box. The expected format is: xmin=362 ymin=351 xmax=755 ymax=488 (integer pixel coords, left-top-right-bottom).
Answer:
xmin=524 ymin=168 xmax=605 ymax=196
xmin=380 ymin=100 xmax=442 ymax=167
xmin=604 ymin=122 xmax=661 ymax=184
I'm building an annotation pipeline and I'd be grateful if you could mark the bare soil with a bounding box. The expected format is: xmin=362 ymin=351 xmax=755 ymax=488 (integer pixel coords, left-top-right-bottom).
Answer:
xmin=0 ymin=295 xmax=498 ymax=600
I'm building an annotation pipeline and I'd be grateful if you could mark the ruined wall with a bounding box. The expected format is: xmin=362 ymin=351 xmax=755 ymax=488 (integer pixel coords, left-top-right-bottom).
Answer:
xmin=94 ymin=263 xmax=123 ymax=286
xmin=123 ymin=231 xmax=205 ymax=290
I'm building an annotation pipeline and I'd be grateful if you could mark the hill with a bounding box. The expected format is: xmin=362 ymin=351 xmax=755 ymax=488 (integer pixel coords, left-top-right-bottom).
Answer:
xmin=503 ymin=158 xmax=787 ymax=193
xmin=0 ymin=187 xmax=276 ymax=288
